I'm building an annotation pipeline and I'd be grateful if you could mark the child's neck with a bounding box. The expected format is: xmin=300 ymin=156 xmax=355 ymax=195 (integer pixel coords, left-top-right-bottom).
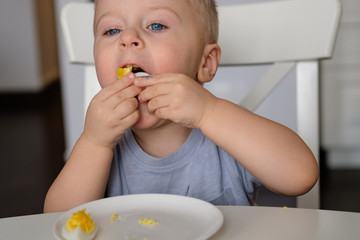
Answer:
xmin=132 ymin=124 xmax=192 ymax=158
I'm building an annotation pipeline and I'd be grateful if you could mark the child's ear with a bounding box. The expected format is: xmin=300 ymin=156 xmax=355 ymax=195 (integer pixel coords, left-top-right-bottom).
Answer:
xmin=197 ymin=43 xmax=221 ymax=83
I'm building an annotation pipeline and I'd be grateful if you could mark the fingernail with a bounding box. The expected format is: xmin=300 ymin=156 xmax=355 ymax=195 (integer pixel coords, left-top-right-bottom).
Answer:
xmin=135 ymin=72 xmax=153 ymax=79
xmin=128 ymin=73 xmax=135 ymax=79
xmin=140 ymin=75 xmax=153 ymax=79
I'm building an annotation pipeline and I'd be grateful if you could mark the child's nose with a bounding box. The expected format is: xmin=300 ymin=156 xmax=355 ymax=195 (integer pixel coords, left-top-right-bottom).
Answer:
xmin=119 ymin=29 xmax=144 ymax=49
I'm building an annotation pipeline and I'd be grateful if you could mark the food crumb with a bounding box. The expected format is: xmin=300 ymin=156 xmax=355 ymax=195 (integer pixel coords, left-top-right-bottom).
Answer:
xmin=138 ymin=217 xmax=159 ymax=226
xmin=110 ymin=213 xmax=123 ymax=223
xmin=110 ymin=213 xmax=117 ymax=223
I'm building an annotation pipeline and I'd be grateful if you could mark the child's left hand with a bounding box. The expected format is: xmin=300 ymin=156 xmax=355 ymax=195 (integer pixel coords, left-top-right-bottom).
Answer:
xmin=134 ymin=73 xmax=217 ymax=129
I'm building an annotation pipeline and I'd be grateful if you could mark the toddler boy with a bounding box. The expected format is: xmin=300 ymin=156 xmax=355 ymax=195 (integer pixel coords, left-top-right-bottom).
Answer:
xmin=44 ymin=0 xmax=318 ymax=212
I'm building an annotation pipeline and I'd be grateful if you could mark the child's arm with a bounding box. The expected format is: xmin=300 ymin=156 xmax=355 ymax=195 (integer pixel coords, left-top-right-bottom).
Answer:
xmin=44 ymin=74 xmax=141 ymax=213
xmin=43 ymin=135 xmax=114 ymax=213
xmin=200 ymin=98 xmax=318 ymax=196
xmin=135 ymin=74 xmax=318 ymax=196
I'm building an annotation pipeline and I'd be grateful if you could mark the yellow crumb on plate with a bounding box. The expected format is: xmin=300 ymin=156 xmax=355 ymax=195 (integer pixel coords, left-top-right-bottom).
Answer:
xmin=110 ymin=213 xmax=117 ymax=223
xmin=138 ymin=217 xmax=159 ymax=226
xmin=110 ymin=213 xmax=123 ymax=223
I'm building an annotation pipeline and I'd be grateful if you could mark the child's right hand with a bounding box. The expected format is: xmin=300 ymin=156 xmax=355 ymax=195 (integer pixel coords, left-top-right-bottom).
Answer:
xmin=82 ymin=73 xmax=142 ymax=149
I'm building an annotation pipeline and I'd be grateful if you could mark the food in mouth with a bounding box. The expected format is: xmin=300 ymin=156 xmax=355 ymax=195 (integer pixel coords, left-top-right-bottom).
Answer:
xmin=117 ymin=65 xmax=150 ymax=79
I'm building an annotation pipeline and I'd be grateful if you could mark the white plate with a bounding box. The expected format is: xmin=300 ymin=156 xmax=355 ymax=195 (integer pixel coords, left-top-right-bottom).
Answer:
xmin=53 ymin=194 xmax=224 ymax=240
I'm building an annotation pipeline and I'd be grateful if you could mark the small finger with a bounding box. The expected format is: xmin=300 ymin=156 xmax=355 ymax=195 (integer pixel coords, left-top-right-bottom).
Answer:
xmin=137 ymin=83 xmax=170 ymax=103
xmin=147 ymin=95 xmax=169 ymax=113
xmin=101 ymin=73 xmax=136 ymax=98
xmin=133 ymin=75 xmax=155 ymax=87
xmin=114 ymin=97 xmax=139 ymax=118
xmin=105 ymin=85 xmax=141 ymax=109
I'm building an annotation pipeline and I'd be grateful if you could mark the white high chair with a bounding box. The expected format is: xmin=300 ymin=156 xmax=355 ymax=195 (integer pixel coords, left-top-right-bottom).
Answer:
xmin=60 ymin=0 xmax=341 ymax=209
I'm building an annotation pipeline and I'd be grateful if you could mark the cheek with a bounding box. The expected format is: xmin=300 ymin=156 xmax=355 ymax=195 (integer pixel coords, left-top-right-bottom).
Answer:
xmin=95 ymin=63 xmax=116 ymax=88
xmin=154 ymin=43 xmax=200 ymax=77
xmin=94 ymin=45 xmax=117 ymax=88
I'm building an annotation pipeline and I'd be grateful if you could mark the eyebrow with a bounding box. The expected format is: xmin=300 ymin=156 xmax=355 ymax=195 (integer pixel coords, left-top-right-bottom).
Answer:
xmin=147 ymin=5 xmax=181 ymax=20
xmin=94 ymin=5 xmax=181 ymax=32
xmin=94 ymin=12 xmax=114 ymax=33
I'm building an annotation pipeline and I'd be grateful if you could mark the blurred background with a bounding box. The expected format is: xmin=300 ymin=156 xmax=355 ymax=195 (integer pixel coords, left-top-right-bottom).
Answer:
xmin=0 ymin=0 xmax=359 ymax=218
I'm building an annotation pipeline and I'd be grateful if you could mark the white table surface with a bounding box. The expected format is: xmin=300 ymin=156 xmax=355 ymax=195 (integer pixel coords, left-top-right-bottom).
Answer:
xmin=1 ymin=206 xmax=359 ymax=240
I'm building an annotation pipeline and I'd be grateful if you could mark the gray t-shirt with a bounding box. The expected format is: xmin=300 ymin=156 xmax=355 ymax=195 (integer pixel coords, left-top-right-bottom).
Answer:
xmin=106 ymin=129 xmax=261 ymax=205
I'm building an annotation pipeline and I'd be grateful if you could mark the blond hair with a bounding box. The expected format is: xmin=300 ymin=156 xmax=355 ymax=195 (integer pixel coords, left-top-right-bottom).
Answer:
xmin=94 ymin=0 xmax=218 ymax=43
xmin=187 ymin=0 xmax=218 ymax=43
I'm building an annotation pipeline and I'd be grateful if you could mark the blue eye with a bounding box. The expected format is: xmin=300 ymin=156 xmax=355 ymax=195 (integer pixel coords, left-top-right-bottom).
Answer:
xmin=105 ymin=29 xmax=121 ymax=36
xmin=148 ymin=23 xmax=165 ymax=31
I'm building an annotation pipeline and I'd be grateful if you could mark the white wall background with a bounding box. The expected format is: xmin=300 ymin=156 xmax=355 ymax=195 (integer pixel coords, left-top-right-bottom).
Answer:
xmin=0 ymin=0 xmax=41 ymax=92
xmin=320 ymin=0 xmax=360 ymax=168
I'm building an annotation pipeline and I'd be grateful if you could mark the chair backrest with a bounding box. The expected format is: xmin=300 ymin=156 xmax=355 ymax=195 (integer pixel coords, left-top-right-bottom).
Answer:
xmin=62 ymin=0 xmax=340 ymax=64
xmin=218 ymin=0 xmax=340 ymax=65
xmin=61 ymin=0 xmax=341 ymax=110
xmin=60 ymin=0 xmax=341 ymax=209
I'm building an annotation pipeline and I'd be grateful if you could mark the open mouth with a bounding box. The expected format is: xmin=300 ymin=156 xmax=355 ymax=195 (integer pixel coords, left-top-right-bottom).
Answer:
xmin=117 ymin=65 xmax=149 ymax=79
xmin=116 ymin=65 xmax=150 ymax=101
xmin=129 ymin=65 xmax=143 ymax=74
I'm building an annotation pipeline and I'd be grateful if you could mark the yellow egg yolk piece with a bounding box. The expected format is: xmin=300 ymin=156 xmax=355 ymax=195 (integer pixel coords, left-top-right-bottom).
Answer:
xmin=138 ymin=217 xmax=159 ymax=226
xmin=117 ymin=67 xmax=132 ymax=79
xmin=66 ymin=209 xmax=96 ymax=234
xmin=110 ymin=213 xmax=117 ymax=223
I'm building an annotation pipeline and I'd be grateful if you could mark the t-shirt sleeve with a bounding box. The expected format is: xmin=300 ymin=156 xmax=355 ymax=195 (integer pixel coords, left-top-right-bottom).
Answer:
xmin=219 ymin=147 xmax=263 ymax=205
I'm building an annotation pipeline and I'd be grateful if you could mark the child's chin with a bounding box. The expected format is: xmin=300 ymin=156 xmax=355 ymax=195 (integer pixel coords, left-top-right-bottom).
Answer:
xmin=132 ymin=110 xmax=160 ymax=129
xmin=133 ymin=117 xmax=158 ymax=129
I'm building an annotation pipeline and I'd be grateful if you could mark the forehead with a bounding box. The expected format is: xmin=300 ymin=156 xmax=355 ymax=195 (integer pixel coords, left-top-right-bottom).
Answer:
xmin=95 ymin=0 xmax=194 ymax=20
